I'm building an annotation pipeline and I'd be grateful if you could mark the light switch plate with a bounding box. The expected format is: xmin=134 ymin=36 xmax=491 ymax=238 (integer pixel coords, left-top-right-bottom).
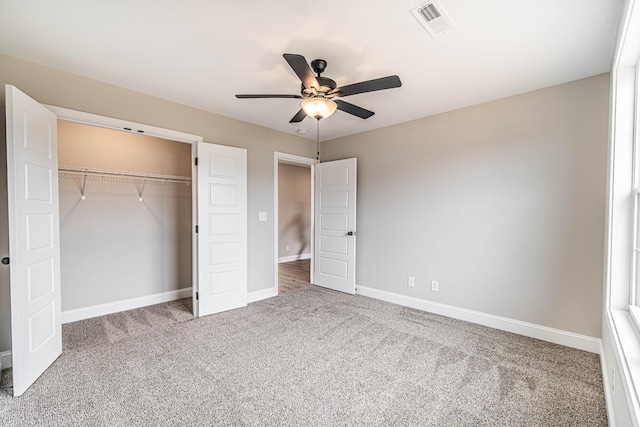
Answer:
xmin=258 ymin=211 xmax=267 ymax=222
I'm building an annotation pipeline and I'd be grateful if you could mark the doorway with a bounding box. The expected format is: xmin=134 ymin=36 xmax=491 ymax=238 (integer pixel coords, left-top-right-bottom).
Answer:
xmin=56 ymin=120 xmax=193 ymax=321
xmin=278 ymin=162 xmax=311 ymax=294
xmin=273 ymin=152 xmax=317 ymax=295
xmin=46 ymin=104 xmax=202 ymax=321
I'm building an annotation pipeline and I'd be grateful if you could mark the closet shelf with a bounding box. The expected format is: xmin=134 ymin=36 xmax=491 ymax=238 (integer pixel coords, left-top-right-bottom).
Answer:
xmin=58 ymin=165 xmax=192 ymax=184
xmin=58 ymin=165 xmax=191 ymax=201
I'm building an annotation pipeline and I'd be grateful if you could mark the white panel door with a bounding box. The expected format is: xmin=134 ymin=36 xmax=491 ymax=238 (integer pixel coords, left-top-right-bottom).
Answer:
xmin=5 ymin=85 xmax=62 ymax=396
xmin=314 ymin=158 xmax=357 ymax=294
xmin=196 ymin=142 xmax=247 ymax=316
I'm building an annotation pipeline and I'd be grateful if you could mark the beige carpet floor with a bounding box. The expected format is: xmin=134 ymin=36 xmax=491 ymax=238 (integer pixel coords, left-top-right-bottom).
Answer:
xmin=0 ymin=287 xmax=606 ymax=426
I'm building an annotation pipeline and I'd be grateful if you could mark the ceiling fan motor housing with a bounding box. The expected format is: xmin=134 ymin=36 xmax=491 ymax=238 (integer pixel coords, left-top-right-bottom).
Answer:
xmin=311 ymin=59 xmax=327 ymax=75
xmin=301 ymin=76 xmax=337 ymax=97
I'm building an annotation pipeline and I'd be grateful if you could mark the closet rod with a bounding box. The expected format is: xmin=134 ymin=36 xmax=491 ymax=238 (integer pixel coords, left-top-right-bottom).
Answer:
xmin=58 ymin=165 xmax=192 ymax=184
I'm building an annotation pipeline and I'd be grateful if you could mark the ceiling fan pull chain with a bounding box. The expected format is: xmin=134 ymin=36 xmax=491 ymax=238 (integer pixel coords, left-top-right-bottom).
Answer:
xmin=316 ymin=119 xmax=321 ymax=162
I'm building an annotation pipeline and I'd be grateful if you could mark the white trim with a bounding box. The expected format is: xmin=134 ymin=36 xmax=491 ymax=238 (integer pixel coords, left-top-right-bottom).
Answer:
xmin=607 ymin=308 xmax=640 ymax=425
xmin=275 ymin=151 xmax=319 ymax=166
xmin=356 ymin=285 xmax=601 ymax=353
xmin=191 ymin=144 xmax=199 ymax=317
xmin=0 ymin=350 xmax=11 ymax=370
xmin=601 ymin=343 xmax=618 ymax=427
xmin=273 ymin=151 xmax=318 ymax=298
xmin=44 ymin=105 xmax=203 ymax=144
xmin=278 ymin=253 xmax=312 ymax=263
xmin=248 ymin=287 xmax=278 ymax=303
xmin=61 ymin=287 xmax=192 ymax=324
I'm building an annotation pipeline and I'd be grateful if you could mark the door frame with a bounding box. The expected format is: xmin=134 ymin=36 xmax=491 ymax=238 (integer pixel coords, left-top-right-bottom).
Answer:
xmin=42 ymin=105 xmax=203 ymax=315
xmin=273 ymin=152 xmax=318 ymax=295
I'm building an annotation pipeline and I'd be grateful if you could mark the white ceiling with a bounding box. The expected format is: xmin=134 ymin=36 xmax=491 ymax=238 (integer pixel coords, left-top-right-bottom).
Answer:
xmin=0 ymin=0 xmax=623 ymax=141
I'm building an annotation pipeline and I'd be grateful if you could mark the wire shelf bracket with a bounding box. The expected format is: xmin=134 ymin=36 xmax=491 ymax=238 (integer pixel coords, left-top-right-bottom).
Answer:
xmin=81 ymin=168 xmax=88 ymax=200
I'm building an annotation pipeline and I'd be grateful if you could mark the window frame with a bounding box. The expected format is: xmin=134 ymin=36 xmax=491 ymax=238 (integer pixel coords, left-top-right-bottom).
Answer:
xmin=606 ymin=0 xmax=640 ymax=424
xmin=629 ymin=59 xmax=640 ymax=323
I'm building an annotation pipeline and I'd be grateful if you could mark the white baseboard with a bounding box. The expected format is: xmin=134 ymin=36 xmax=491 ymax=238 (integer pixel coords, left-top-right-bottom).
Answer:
xmin=248 ymin=287 xmax=278 ymax=303
xmin=355 ymin=285 xmax=601 ymax=354
xmin=0 ymin=350 xmax=11 ymax=370
xmin=61 ymin=287 xmax=193 ymax=324
xmin=278 ymin=253 xmax=311 ymax=263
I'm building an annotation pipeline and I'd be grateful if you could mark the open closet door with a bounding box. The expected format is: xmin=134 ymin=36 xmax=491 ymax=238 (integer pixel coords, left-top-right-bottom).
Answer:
xmin=196 ymin=142 xmax=247 ymax=316
xmin=313 ymin=158 xmax=357 ymax=294
xmin=5 ymin=85 xmax=62 ymax=396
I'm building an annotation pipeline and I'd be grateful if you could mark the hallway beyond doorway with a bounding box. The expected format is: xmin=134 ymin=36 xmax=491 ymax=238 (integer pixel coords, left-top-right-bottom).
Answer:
xmin=279 ymin=260 xmax=310 ymax=294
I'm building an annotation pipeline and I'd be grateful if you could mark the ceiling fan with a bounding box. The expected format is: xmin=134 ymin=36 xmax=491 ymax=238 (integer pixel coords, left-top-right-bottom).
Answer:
xmin=236 ymin=54 xmax=402 ymax=123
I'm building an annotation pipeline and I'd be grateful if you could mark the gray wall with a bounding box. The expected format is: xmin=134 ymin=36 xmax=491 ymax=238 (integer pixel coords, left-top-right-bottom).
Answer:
xmin=278 ymin=163 xmax=311 ymax=259
xmin=0 ymin=54 xmax=316 ymax=353
xmin=0 ymin=52 xmax=609 ymax=354
xmin=323 ymin=74 xmax=609 ymax=338
xmin=58 ymin=121 xmax=192 ymax=311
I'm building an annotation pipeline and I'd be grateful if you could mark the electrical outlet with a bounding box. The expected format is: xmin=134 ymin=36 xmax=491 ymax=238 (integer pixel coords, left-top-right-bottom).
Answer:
xmin=431 ymin=280 xmax=439 ymax=292
xmin=285 ymin=245 xmax=290 ymax=252
xmin=258 ymin=211 xmax=267 ymax=222
xmin=407 ymin=276 xmax=415 ymax=287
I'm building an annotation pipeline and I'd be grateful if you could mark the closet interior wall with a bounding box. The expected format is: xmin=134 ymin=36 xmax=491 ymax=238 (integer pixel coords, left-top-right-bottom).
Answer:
xmin=58 ymin=120 xmax=192 ymax=311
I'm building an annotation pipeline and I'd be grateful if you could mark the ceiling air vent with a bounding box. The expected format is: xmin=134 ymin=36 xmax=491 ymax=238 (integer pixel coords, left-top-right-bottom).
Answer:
xmin=410 ymin=1 xmax=455 ymax=38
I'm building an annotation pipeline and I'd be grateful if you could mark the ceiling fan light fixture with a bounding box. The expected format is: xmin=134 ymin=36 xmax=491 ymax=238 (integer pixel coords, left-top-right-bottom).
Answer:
xmin=301 ymin=97 xmax=337 ymax=120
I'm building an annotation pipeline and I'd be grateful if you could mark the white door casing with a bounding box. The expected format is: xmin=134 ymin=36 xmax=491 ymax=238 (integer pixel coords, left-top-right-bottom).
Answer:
xmin=6 ymin=85 xmax=62 ymax=396
xmin=314 ymin=158 xmax=357 ymax=294
xmin=196 ymin=142 xmax=247 ymax=316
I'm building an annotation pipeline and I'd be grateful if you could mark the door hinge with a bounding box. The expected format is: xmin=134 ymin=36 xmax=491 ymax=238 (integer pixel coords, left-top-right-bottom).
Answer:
xmin=195 ymin=225 xmax=199 ymax=233
xmin=194 ymin=157 xmax=198 ymax=166
xmin=196 ymin=292 xmax=199 ymax=300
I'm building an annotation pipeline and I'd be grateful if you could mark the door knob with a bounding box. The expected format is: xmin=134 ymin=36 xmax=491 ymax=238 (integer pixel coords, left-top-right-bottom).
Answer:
xmin=347 ymin=231 xmax=357 ymax=236
xmin=1 ymin=257 xmax=9 ymax=265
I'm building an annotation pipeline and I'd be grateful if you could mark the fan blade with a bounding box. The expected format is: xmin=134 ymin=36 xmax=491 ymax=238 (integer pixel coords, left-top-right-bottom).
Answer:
xmin=283 ymin=54 xmax=321 ymax=91
xmin=236 ymin=94 xmax=302 ymax=99
xmin=330 ymin=75 xmax=402 ymax=97
xmin=335 ymin=100 xmax=375 ymax=119
xmin=289 ymin=108 xmax=308 ymax=123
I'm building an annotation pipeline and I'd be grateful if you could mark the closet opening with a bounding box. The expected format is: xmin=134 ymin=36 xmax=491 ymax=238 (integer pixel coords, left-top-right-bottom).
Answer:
xmin=57 ymin=120 xmax=194 ymax=322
